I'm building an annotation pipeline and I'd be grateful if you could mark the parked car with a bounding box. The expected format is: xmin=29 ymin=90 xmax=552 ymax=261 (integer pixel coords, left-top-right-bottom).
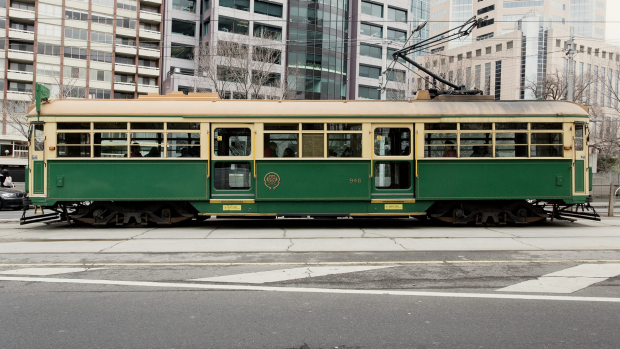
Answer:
xmin=0 ymin=187 xmax=26 ymax=210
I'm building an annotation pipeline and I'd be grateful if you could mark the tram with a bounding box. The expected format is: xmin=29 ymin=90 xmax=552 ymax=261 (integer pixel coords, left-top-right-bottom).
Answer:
xmin=23 ymin=84 xmax=597 ymax=226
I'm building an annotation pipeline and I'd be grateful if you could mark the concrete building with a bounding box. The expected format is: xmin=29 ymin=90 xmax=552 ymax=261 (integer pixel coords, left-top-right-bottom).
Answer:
xmin=1 ymin=0 xmax=163 ymax=173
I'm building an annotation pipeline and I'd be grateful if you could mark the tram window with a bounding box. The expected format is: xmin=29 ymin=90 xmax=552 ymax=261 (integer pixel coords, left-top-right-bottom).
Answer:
xmin=531 ymin=133 xmax=563 ymax=157
xmin=302 ymin=134 xmax=324 ymax=157
xmin=302 ymin=123 xmax=324 ymax=131
xmin=423 ymin=133 xmax=456 ymax=158
xmin=130 ymin=122 xmax=164 ymax=130
xmin=33 ymin=125 xmax=44 ymax=151
xmin=459 ymin=133 xmax=492 ymax=157
xmin=531 ymin=123 xmax=563 ymax=130
xmin=265 ymin=123 xmax=299 ymax=131
xmin=129 ymin=132 xmax=163 ymax=157
xmin=575 ymin=125 xmax=584 ymax=151
xmin=57 ymin=122 xmax=90 ymax=130
xmin=495 ymin=133 xmax=528 ymax=157
xmin=495 ymin=123 xmax=527 ymax=130
xmin=94 ymin=132 xmax=127 ymax=158
xmin=57 ymin=133 xmax=91 ymax=157
xmin=264 ymin=134 xmax=298 ymax=158
xmin=327 ymin=123 xmax=362 ymax=131
xmin=374 ymin=162 xmax=411 ymax=190
xmin=424 ymin=123 xmax=456 ymax=130
xmin=167 ymin=123 xmax=200 ymax=130
xmin=94 ymin=122 xmax=127 ymax=130
xmin=461 ymin=123 xmax=492 ymax=130
xmin=374 ymin=128 xmax=410 ymax=156
xmin=213 ymin=162 xmax=252 ymax=190
xmin=328 ymin=134 xmax=362 ymax=157
xmin=168 ymin=133 xmax=200 ymax=157
xmin=214 ymin=128 xmax=252 ymax=156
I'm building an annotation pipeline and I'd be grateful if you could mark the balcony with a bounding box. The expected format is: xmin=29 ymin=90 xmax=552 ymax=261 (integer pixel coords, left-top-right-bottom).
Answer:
xmin=8 ymin=49 xmax=34 ymax=62
xmin=140 ymin=10 xmax=161 ymax=23
xmin=138 ymin=84 xmax=159 ymax=94
xmin=138 ymin=66 xmax=160 ymax=77
xmin=7 ymin=70 xmax=34 ymax=82
xmin=114 ymin=63 xmax=137 ymax=74
xmin=6 ymin=91 xmax=33 ymax=102
xmin=139 ymin=28 xmax=161 ymax=41
xmin=9 ymin=28 xmax=35 ymax=41
xmin=138 ymin=47 xmax=160 ymax=59
xmin=116 ymin=44 xmax=137 ymax=56
xmin=114 ymin=82 xmax=136 ymax=93
xmin=9 ymin=8 xmax=35 ymax=21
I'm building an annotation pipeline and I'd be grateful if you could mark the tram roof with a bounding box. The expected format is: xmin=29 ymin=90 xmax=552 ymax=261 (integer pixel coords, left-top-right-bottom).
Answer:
xmin=30 ymin=98 xmax=589 ymax=118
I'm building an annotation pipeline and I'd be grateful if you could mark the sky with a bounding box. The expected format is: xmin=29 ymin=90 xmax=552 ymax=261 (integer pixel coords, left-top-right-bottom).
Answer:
xmin=605 ymin=2 xmax=620 ymax=45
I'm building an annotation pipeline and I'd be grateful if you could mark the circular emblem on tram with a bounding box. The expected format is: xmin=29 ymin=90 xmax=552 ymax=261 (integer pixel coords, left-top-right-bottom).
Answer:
xmin=264 ymin=172 xmax=281 ymax=190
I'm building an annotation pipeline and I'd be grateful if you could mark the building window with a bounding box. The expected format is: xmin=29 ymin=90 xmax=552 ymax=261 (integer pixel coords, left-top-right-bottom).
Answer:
xmin=359 ymin=64 xmax=381 ymax=79
xmin=494 ymin=60 xmax=502 ymax=100
xmin=89 ymin=89 xmax=111 ymax=99
xmin=92 ymin=31 xmax=113 ymax=44
xmin=203 ymin=18 xmax=210 ymax=36
xmin=139 ymin=59 xmax=158 ymax=68
xmin=387 ymin=69 xmax=405 ymax=82
xmin=92 ymin=0 xmax=114 ymax=7
xmin=140 ymin=22 xmax=159 ymax=31
xmin=38 ymin=43 xmax=61 ymax=56
xmin=253 ymin=47 xmax=281 ymax=64
xmin=358 ymin=85 xmax=380 ymax=100
xmin=90 ymin=69 xmax=112 ymax=82
xmin=117 ymin=37 xmax=136 ymax=46
xmin=219 ymin=0 xmax=249 ymax=11
xmin=64 ymin=66 xmax=86 ymax=79
xmin=117 ymin=17 xmax=137 ymax=29
xmin=361 ymin=1 xmax=383 ymax=17
xmin=172 ymin=20 xmax=196 ymax=37
xmin=387 ymin=28 xmax=406 ymax=43
xmin=92 ymin=12 xmax=114 ymax=25
xmin=477 ymin=4 xmax=494 ymax=15
xmin=360 ymin=23 xmax=382 ymax=38
xmin=171 ymin=43 xmax=194 ymax=60
xmin=254 ymin=1 xmax=282 ymax=17
xmin=218 ymin=16 xmax=249 ymax=35
xmin=173 ymin=0 xmax=196 ymax=12
xmin=115 ymin=55 xmax=135 ymax=65
xmin=64 ymin=46 xmax=87 ymax=60
xmin=476 ymin=33 xmax=494 ymax=41
xmin=65 ymin=8 xmax=88 ymax=21
xmin=39 ymin=23 xmax=62 ymax=37
xmin=360 ymin=43 xmax=382 ymax=59
xmin=39 ymin=3 xmax=62 ymax=17
xmin=90 ymin=50 xmax=112 ymax=63
xmin=117 ymin=0 xmax=137 ymax=11
xmin=388 ymin=7 xmax=407 ymax=23
xmin=36 ymin=63 xmax=60 ymax=77
xmin=253 ymin=23 xmax=282 ymax=40
xmin=114 ymin=92 xmax=134 ymax=99
xmin=65 ymin=27 xmax=88 ymax=40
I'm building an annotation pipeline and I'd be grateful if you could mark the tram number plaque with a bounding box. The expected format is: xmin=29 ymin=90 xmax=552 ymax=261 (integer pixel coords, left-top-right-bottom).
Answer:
xmin=349 ymin=178 xmax=362 ymax=184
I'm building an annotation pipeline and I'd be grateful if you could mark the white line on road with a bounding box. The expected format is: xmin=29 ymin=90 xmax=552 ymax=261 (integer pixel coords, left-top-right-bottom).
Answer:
xmin=191 ymin=266 xmax=393 ymax=284
xmin=0 ymin=267 xmax=104 ymax=276
xmin=497 ymin=263 xmax=620 ymax=294
xmin=2 ymin=276 xmax=620 ymax=303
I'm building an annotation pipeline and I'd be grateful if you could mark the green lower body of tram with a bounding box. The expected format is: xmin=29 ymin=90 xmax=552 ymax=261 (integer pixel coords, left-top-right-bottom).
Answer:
xmin=25 ymin=157 xmax=592 ymax=226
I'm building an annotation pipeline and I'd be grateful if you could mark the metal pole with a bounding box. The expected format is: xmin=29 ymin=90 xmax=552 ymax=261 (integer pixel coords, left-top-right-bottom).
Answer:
xmin=609 ymin=183 xmax=615 ymax=217
xmin=567 ymin=27 xmax=575 ymax=102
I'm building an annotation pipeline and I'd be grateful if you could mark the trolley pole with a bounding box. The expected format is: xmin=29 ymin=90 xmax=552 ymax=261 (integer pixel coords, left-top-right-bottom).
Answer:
xmin=567 ymin=27 xmax=575 ymax=102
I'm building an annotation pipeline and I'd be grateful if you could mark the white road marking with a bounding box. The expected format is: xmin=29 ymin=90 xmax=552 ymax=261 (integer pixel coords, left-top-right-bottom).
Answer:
xmin=1 ymin=276 xmax=620 ymax=303
xmin=497 ymin=264 xmax=620 ymax=294
xmin=0 ymin=267 xmax=104 ymax=276
xmin=191 ymin=266 xmax=392 ymax=284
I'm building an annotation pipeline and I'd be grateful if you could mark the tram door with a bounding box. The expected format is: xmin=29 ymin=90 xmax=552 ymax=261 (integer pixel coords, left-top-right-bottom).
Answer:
xmin=370 ymin=125 xmax=415 ymax=201
xmin=30 ymin=123 xmax=46 ymax=195
xmin=210 ymin=124 xmax=256 ymax=202
xmin=573 ymin=122 xmax=587 ymax=194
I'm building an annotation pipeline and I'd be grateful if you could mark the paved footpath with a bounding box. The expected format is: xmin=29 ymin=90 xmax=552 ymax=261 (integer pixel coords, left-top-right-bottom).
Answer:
xmin=0 ymin=216 xmax=619 ymax=253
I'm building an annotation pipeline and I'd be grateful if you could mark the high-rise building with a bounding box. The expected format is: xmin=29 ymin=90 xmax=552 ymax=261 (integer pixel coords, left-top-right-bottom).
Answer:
xmin=1 ymin=0 xmax=163 ymax=137
xmin=161 ymin=0 xmax=412 ymax=100
xmin=570 ymin=0 xmax=606 ymax=40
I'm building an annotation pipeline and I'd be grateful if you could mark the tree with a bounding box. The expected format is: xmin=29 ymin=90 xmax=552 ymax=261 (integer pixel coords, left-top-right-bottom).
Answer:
xmin=195 ymin=35 xmax=295 ymax=100
xmin=524 ymin=67 xmax=594 ymax=102
xmin=2 ymin=76 xmax=84 ymax=137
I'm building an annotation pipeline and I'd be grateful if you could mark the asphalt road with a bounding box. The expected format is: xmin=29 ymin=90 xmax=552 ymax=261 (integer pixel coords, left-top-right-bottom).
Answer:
xmin=1 ymin=217 xmax=620 ymax=349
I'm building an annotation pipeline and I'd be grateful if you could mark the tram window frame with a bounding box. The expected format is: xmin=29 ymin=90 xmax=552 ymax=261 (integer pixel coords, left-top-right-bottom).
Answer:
xmin=94 ymin=132 xmax=128 ymax=158
xmin=262 ymin=123 xmax=364 ymax=158
xmin=56 ymin=132 xmax=91 ymax=158
xmin=213 ymin=128 xmax=252 ymax=157
xmin=422 ymin=122 xmax=565 ymax=159
xmin=373 ymin=127 xmax=412 ymax=157
xmin=167 ymin=132 xmax=201 ymax=158
xmin=374 ymin=161 xmax=411 ymax=190
xmin=213 ymin=162 xmax=252 ymax=190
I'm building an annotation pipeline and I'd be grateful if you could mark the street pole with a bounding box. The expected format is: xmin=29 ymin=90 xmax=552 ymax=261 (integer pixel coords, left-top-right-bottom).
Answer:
xmin=610 ymin=183 xmax=616 ymax=217
xmin=567 ymin=27 xmax=575 ymax=102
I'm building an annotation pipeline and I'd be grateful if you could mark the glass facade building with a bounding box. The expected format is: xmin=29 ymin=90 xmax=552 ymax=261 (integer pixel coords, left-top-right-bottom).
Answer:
xmin=287 ymin=0 xmax=349 ymax=99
